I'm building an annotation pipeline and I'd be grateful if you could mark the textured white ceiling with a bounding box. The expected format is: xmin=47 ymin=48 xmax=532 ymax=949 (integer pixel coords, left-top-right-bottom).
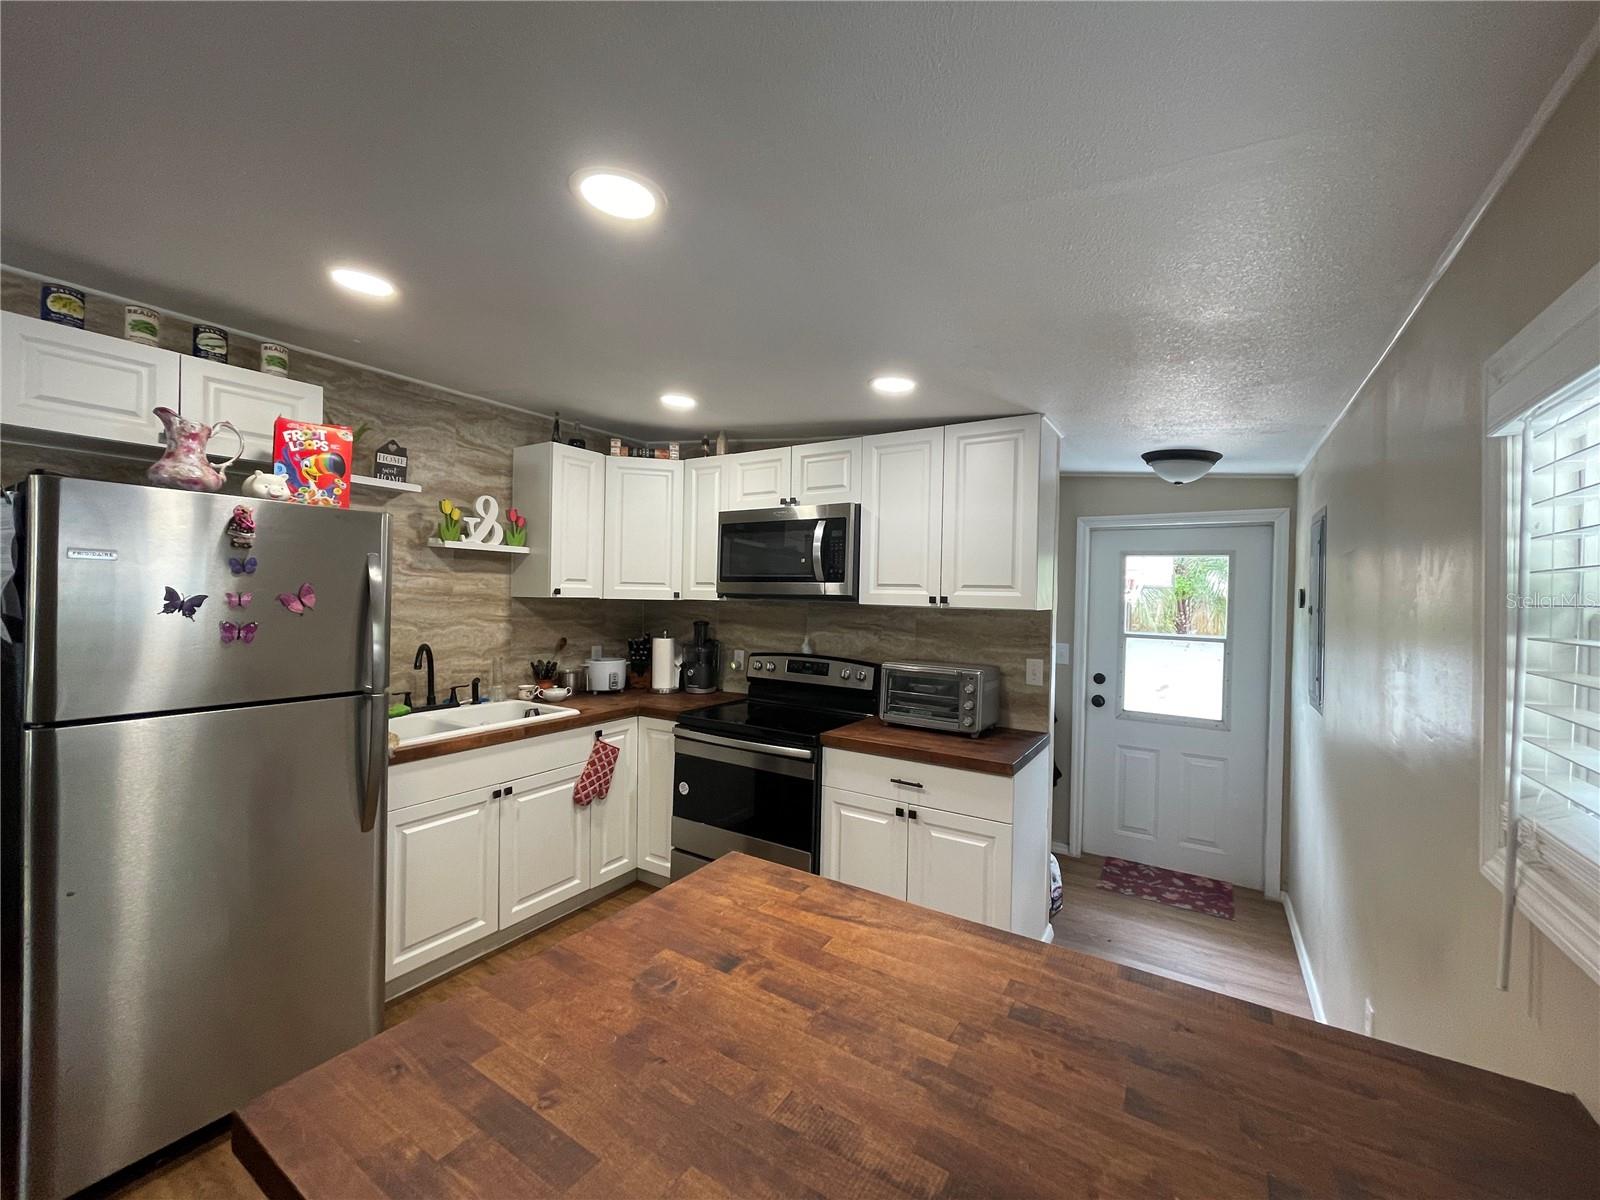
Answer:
xmin=2 ymin=3 xmax=1592 ymax=471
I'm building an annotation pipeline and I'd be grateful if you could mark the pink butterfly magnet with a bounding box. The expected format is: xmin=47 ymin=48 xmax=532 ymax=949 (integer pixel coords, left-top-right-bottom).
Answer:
xmin=226 ymin=591 xmax=253 ymax=609
xmin=276 ymin=582 xmax=316 ymax=615
xmin=219 ymin=620 xmax=258 ymax=645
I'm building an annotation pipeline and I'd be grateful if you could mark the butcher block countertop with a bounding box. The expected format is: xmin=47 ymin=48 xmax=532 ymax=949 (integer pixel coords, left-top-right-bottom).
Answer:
xmin=389 ymin=690 xmax=739 ymax=765
xmin=821 ymin=717 xmax=1049 ymax=776
xmin=233 ymin=855 xmax=1598 ymax=1200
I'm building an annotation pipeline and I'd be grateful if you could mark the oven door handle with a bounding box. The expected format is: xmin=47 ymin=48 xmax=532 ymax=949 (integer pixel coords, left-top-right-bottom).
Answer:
xmin=812 ymin=520 xmax=827 ymax=584
xmin=674 ymin=728 xmax=815 ymax=761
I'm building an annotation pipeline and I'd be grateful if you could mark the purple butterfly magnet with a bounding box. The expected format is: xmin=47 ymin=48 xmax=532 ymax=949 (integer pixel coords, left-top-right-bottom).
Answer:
xmin=159 ymin=586 xmax=207 ymax=620
xmin=277 ymin=583 xmax=316 ymax=615
xmin=226 ymin=591 xmax=253 ymax=609
xmin=219 ymin=620 xmax=258 ymax=645
xmin=229 ymin=556 xmax=257 ymax=576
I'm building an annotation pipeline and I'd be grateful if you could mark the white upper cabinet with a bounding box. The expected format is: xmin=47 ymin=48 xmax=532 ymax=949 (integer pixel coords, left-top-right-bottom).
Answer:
xmin=720 ymin=447 xmax=792 ymax=511
xmin=791 ymin=438 xmax=862 ymax=505
xmin=940 ymin=415 xmax=1058 ymax=610
xmin=588 ymin=723 xmax=638 ymax=886
xmin=2 ymin=311 xmax=178 ymax=449
xmin=512 ymin=443 xmax=606 ymax=599
xmin=859 ymin=427 xmax=945 ymax=607
xmin=178 ymin=357 xmax=323 ymax=462
xmin=681 ymin=457 xmax=724 ymax=601
xmin=604 ymin=457 xmax=683 ymax=600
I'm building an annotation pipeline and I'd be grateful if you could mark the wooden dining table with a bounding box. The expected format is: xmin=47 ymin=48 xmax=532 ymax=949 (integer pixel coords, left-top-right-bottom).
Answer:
xmin=234 ymin=853 xmax=1599 ymax=1199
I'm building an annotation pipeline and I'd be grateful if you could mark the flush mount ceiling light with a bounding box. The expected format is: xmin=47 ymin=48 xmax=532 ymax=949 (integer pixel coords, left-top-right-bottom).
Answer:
xmin=571 ymin=168 xmax=663 ymax=221
xmin=1142 ymin=448 xmax=1223 ymax=485
xmin=870 ymin=374 xmax=917 ymax=397
xmin=328 ymin=267 xmax=397 ymax=298
xmin=660 ymin=392 xmax=697 ymax=410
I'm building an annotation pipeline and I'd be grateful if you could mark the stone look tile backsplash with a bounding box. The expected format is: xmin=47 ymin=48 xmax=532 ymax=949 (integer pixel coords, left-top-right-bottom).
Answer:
xmin=0 ymin=268 xmax=1052 ymax=729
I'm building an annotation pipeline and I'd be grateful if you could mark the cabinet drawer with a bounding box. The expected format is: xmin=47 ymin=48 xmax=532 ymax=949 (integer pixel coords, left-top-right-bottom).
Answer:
xmin=389 ymin=720 xmax=632 ymax=811
xmin=821 ymin=748 xmax=1012 ymax=824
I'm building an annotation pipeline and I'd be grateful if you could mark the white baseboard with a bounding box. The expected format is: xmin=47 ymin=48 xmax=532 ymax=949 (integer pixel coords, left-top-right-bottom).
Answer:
xmin=1282 ymin=891 xmax=1327 ymax=1024
xmin=1051 ymin=841 xmax=1074 ymax=856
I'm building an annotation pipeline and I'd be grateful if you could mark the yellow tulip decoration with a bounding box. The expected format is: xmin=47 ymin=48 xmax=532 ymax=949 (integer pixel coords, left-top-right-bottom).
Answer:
xmin=437 ymin=498 xmax=464 ymax=541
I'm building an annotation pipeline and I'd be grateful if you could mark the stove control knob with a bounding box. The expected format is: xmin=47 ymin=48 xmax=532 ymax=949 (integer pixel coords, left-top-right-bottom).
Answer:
xmin=764 ymin=659 xmax=777 ymax=672
xmin=962 ymin=716 xmax=974 ymax=727
xmin=964 ymin=683 xmax=976 ymax=695
xmin=854 ymin=669 xmax=867 ymax=681
xmin=751 ymin=660 xmax=764 ymax=672
xmin=963 ymin=700 xmax=974 ymax=711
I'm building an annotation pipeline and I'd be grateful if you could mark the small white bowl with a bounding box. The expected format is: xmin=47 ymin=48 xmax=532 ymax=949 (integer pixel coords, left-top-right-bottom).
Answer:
xmin=536 ymin=685 xmax=573 ymax=702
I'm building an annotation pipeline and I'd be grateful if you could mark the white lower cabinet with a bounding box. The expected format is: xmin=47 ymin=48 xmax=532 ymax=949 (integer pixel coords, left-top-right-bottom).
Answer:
xmin=500 ymin=763 xmax=591 ymax=929
xmin=386 ymin=786 xmax=499 ymax=980
xmin=637 ymin=717 xmax=677 ymax=876
xmin=821 ymin=746 xmax=1052 ymax=938
xmin=385 ymin=720 xmax=641 ymax=983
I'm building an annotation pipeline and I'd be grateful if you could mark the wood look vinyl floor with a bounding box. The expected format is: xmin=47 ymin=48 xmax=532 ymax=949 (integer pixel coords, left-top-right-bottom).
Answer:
xmin=94 ymin=862 xmax=1309 ymax=1199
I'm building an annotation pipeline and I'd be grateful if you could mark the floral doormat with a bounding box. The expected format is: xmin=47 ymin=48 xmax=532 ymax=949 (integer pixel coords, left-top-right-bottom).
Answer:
xmin=1097 ymin=856 xmax=1235 ymax=920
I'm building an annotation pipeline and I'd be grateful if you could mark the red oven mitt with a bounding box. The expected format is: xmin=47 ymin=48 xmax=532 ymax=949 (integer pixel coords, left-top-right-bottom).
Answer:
xmin=574 ymin=736 xmax=620 ymax=806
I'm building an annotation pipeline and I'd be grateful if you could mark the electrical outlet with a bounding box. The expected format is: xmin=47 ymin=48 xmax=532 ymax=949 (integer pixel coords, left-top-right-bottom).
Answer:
xmin=730 ymin=648 xmax=746 ymax=672
xmin=1025 ymin=658 xmax=1045 ymax=687
xmin=1363 ymin=997 xmax=1375 ymax=1037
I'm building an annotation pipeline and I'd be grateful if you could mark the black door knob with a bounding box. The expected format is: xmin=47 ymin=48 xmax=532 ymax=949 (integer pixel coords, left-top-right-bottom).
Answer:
xmin=1090 ymin=694 xmax=1106 ymax=708
xmin=1092 ymin=672 xmax=1106 ymax=685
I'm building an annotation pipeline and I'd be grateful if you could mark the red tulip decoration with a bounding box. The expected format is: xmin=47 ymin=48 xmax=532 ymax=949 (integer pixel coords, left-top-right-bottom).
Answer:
xmin=504 ymin=506 xmax=529 ymax=547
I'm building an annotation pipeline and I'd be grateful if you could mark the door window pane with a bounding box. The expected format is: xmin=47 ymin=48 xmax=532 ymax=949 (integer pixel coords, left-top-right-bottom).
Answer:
xmin=1122 ymin=637 xmax=1226 ymax=721
xmin=1123 ymin=554 xmax=1231 ymax=635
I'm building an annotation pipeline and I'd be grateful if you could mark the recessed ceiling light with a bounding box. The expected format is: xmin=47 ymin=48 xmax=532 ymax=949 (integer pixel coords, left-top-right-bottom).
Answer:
xmin=329 ymin=267 xmax=396 ymax=298
xmin=660 ymin=392 xmax=697 ymax=410
xmin=572 ymin=168 xmax=663 ymax=221
xmin=1141 ymin=448 xmax=1223 ymax=485
xmin=870 ymin=374 xmax=917 ymax=397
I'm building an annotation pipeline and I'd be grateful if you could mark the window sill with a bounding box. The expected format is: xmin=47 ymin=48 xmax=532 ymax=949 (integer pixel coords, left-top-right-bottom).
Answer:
xmin=1482 ymin=848 xmax=1600 ymax=984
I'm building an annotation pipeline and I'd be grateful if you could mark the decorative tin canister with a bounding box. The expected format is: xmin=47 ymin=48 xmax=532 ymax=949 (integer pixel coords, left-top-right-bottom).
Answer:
xmin=193 ymin=324 xmax=229 ymax=362
xmin=124 ymin=306 xmax=161 ymax=345
xmin=40 ymin=284 xmax=86 ymax=328
xmin=260 ymin=343 xmax=290 ymax=376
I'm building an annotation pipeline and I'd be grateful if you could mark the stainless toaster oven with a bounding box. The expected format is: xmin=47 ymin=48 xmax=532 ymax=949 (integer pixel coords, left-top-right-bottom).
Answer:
xmin=879 ymin=661 xmax=1000 ymax=736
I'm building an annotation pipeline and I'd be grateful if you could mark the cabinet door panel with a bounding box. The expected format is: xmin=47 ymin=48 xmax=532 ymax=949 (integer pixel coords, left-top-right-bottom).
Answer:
xmin=500 ymin=763 xmax=589 ymax=928
xmin=551 ymin=444 xmax=607 ymax=597
xmin=792 ymin=438 xmax=861 ymax=505
xmin=604 ymin=458 xmax=682 ymax=599
xmin=637 ymin=718 xmax=677 ymax=876
xmin=179 ymin=357 xmax=323 ymax=462
xmin=721 ymin=447 xmax=792 ymax=510
xmin=859 ymin=428 xmax=943 ymax=606
xmin=386 ymin=787 xmax=498 ymax=980
xmin=941 ymin=416 xmax=1040 ymax=609
xmin=2 ymin=312 xmax=178 ymax=447
xmin=821 ymin=787 xmax=907 ymax=901
xmin=589 ymin=723 xmax=638 ymax=885
xmin=906 ymin=806 xmax=1012 ymax=929
xmin=682 ymin=458 xmax=724 ymax=601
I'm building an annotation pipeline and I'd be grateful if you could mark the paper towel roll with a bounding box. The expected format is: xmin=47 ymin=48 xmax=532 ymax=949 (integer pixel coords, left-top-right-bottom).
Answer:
xmin=651 ymin=636 xmax=681 ymax=694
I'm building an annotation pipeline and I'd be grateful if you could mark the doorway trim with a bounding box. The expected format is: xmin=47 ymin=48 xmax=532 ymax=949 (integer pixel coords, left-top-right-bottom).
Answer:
xmin=1068 ymin=507 xmax=1290 ymax=898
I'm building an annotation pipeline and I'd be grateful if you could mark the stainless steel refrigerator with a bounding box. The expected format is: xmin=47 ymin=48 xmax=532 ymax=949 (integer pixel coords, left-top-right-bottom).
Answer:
xmin=1 ymin=475 xmax=390 ymax=1200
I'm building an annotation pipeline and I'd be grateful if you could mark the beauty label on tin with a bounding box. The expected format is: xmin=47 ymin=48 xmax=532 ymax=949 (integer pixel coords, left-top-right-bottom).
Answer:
xmin=124 ymin=306 xmax=161 ymax=345
xmin=259 ymin=342 xmax=289 ymax=376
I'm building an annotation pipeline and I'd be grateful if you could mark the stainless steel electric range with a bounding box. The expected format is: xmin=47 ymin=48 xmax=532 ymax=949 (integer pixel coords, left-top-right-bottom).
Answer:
xmin=670 ymin=653 xmax=879 ymax=879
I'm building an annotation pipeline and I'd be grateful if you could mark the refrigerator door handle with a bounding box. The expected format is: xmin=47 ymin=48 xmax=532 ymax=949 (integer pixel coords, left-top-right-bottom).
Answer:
xmin=364 ymin=552 xmax=387 ymax=691
xmin=360 ymin=693 xmax=385 ymax=832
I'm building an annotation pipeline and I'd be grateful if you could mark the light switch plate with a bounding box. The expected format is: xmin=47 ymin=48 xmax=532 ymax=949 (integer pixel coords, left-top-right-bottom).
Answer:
xmin=1054 ymin=642 xmax=1071 ymax=665
xmin=1025 ymin=658 xmax=1045 ymax=687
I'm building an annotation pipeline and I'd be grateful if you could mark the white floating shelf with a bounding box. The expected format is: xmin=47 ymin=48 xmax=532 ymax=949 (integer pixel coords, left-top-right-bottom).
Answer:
xmin=427 ymin=538 xmax=530 ymax=556
xmin=351 ymin=473 xmax=421 ymax=493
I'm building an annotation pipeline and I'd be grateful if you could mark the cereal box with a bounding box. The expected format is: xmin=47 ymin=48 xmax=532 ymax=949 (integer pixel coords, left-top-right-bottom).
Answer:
xmin=272 ymin=418 xmax=353 ymax=508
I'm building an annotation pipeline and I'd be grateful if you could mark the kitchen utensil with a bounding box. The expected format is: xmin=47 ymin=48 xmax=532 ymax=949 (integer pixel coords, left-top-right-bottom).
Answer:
xmin=559 ymin=668 xmax=584 ymax=693
xmin=535 ymin=686 xmax=573 ymax=702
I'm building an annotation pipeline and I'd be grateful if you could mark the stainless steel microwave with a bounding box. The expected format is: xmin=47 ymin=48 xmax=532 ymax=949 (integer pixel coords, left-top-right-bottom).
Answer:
xmin=880 ymin=661 xmax=1001 ymax=736
xmin=717 ymin=503 xmax=859 ymax=598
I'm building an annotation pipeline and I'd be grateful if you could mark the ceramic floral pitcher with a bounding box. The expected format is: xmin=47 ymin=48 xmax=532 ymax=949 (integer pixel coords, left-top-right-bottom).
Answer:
xmin=146 ymin=406 xmax=244 ymax=492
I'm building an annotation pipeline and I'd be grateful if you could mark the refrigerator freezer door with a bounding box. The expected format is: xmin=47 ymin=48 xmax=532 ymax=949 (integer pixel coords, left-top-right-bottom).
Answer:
xmin=13 ymin=696 xmax=382 ymax=1200
xmin=20 ymin=476 xmax=389 ymax=724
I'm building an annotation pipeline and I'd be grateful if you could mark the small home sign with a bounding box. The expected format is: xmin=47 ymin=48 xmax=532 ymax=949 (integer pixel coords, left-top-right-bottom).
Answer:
xmin=373 ymin=439 xmax=409 ymax=484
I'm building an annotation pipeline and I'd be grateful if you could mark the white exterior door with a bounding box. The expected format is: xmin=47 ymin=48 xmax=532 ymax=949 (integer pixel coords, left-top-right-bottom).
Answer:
xmin=1082 ymin=523 xmax=1274 ymax=889
xmin=550 ymin=445 xmax=606 ymax=598
xmin=681 ymin=457 xmax=723 ymax=601
xmin=636 ymin=717 xmax=676 ymax=876
xmin=1 ymin=312 xmax=178 ymax=448
xmin=385 ymin=787 xmax=498 ymax=981
xmin=792 ymin=438 xmax=861 ymax=505
xmin=821 ymin=787 xmax=908 ymax=900
xmin=905 ymin=806 xmax=1011 ymax=927
xmin=859 ymin=427 xmax=944 ymax=606
xmin=940 ymin=416 xmax=1042 ymax=609
xmin=604 ymin=458 xmax=682 ymax=599
xmin=588 ymin=724 xmax=638 ymax=886
xmin=178 ymin=356 xmax=323 ymax=462
xmin=500 ymin=763 xmax=590 ymax=928
xmin=721 ymin=447 xmax=791 ymax=510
